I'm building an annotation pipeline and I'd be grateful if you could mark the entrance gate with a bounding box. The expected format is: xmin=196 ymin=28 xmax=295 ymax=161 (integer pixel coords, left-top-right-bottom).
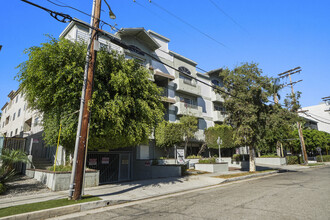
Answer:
xmin=87 ymin=152 xmax=131 ymax=184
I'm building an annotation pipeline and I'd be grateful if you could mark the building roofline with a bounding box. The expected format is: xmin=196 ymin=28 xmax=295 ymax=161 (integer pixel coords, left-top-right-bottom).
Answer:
xmin=206 ymin=68 xmax=223 ymax=76
xmin=197 ymin=72 xmax=210 ymax=79
xmin=1 ymin=102 xmax=8 ymax=111
xmin=147 ymin=30 xmax=170 ymax=42
xmin=169 ymin=50 xmax=197 ymax=66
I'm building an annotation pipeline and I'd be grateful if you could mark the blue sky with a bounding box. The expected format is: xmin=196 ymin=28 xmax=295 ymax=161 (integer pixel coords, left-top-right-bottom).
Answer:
xmin=1 ymin=0 xmax=329 ymax=110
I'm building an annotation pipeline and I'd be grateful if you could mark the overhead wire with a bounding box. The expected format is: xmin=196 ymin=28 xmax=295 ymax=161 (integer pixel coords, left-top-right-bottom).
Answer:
xmin=302 ymin=113 xmax=330 ymax=125
xmin=208 ymin=0 xmax=249 ymax=34
xmin=149 ymin=1 xmax=228 ymax=48
xmin=23 ymin=0 xmax=300 ymax=110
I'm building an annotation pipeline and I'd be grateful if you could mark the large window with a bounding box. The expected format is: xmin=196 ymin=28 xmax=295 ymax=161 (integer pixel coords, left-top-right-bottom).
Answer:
xmin=18 ymin=108 xmax=21 ymax=117
xmin=180 ymin=96 xmax=197 ymax=109
xmin=214 ymin=103 xmax=226 ymax=113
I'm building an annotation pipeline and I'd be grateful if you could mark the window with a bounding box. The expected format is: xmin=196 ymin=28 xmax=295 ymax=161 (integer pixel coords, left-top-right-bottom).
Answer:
xmin=180 ymin=96 xmax=197 ymax=109
xmin=2 ymin=122 xmax=4 ymax=128
xmin=34 ymin=117 xmax=39 ymax=126
xmin=24 ymin=103 xmax=26 ymax=110
xmin=211 ymin=79 xmax=220 ymax=86
xmin=5 ymin=116 xmax=10 ymax=125
xmin=16 ymin=96 xmax=19 ymax=103
xmin=13 ymin=113 xmax=16 ymax=121
xmin=18 ymin=108 xmax=21 ymax=117
xmin=5 ymin=107 xmax=7 ymax=113
xmin=15 ymin=128 xmax=18 ymax=135
xmin=128 ymin=45 xmax=144 ymax=56
xmin=178 ymin=66 xmax=191 ymax=75
xmin=214 ymin=103 xmax=226 ymax=113
xmin=10 ymin=131 xmax=13 ymax=137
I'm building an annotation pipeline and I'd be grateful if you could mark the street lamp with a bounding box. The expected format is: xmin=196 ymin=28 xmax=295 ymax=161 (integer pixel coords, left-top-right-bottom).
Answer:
xmin=217 ymin=137 xmax=222 ymax=162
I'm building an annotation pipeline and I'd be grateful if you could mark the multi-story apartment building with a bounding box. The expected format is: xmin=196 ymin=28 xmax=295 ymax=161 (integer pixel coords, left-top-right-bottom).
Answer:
xmin=299 ymin=102 xmax=330 ymax=133
xmin=1 ymin=20 xmax=227 ymax=183
xmin=60 ymin=19 xmax=226 ymax=157
xmin=0 ymin=89 xmax=43 ymax=138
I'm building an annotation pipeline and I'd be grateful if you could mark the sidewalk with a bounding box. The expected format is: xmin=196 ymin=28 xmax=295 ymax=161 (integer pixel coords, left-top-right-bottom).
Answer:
xmin=0 ymin=163 xmax=328 ymax=219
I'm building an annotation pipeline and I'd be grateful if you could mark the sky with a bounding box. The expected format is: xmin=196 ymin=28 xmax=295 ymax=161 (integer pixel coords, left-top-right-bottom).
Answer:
xmin=1 ymin=0 xmax=329 ymax=111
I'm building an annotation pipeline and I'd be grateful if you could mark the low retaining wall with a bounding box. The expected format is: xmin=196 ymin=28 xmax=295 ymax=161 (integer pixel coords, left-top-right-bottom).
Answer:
xmin=26 ymin=169 xmax=99 ymax=191
xmin=195 ymin=162 xmax=228 ymax=173
xmin=157 ymin=158 xmax=199 ymax=168
xmin=221 ymin=157 xmax=249 ymax=169
xmin=255 ymin=157 xmax=287 ymax=166
xmin=133 ymin=160 xmax=182 ymax=180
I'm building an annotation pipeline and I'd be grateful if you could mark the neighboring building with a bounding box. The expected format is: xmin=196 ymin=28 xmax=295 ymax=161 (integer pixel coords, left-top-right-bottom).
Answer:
xmin=0 ymin=89 xmax=64 ymax=167
xmin=299 ymin=102 xmax=330 ymax=134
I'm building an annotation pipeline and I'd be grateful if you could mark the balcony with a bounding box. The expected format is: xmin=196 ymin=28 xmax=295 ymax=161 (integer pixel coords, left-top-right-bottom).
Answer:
xmin=176 ymin=78 xmax=201 ymax=96
xmin=213 ymin=111 xmax=226 ymax=122
xmin=211 ymin=91 xmax=224 ymax=103
xmin=176 ymin=102 xmax=202 ymax=117
xmin=159 ymin=87 xmax=176 ymax=104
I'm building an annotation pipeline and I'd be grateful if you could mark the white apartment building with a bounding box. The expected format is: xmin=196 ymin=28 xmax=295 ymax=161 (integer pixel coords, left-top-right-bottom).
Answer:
xmin=299 ymin=102 xmax=330 ymax=134
xmin=0 ymin=89 xmax=43 ymax=138
xmin=60 ymin=19 xmax=226 ymax=157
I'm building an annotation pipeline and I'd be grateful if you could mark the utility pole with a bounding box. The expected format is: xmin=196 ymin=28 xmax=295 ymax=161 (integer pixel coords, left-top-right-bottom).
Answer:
xmin=71 ymin=0 xmax=101 ymax=200
xmin=278 ymin=67 xmax=308 ymax=165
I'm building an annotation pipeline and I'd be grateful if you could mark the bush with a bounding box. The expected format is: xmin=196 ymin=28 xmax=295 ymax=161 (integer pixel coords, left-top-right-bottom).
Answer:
xmin=233 ymin=154 xmax=242 ymax=162
xmin=47 ymin=165 xmax=72 ymax=172
xmin=199 ymin=158 xmax=216 ymax=164
xmin=286 ymin=156 xmax=303 ymax=165
xmin=187 ymin=155 xmax=202 ymax=159
xmin=316 ymin=155 xmax=330 ymax=162
xmin=152 ymin=159 xmax=159 ymax=165
xmin=260 ymin=154 xmax=280 ymax=158
xmin=0 ymin=183 xmax=6 ymax=195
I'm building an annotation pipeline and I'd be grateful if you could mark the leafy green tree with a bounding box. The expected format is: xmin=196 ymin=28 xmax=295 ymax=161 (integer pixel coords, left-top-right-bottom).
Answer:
xmin=204 ymin=124 xmax=233 ymax=149
xmin=16 ymin=37 xmax=164 ymax=152
xmin=291 ymin=129 xmax=330 ymax=154
xmin=179 ymin=116 xmax=198 ymax=157
xmin=155 ymin=121 xmax=183 ymax=157
xmin=220 ymin=63 xmax=272 ymax=171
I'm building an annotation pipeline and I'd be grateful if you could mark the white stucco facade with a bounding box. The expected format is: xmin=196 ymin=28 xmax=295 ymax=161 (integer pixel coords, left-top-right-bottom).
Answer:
xmin=299 ymin=102 xmax=330 ymax=134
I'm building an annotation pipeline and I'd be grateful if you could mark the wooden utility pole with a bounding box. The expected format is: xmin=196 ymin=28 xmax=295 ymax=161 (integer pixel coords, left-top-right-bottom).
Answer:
xmin=72 ymin=0 xmax=101 ymax=200
xmin=278 ymin=67 xmax=308 ymax=164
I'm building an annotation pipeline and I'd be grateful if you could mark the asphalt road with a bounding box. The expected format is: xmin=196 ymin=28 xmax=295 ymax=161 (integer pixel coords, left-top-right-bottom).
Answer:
xmin=59 ymin=166 xmax=330 ymax=220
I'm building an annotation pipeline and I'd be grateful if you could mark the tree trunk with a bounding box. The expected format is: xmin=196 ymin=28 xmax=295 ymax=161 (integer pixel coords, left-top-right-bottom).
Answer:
xmin=197 ymin=143 xmax=207 ymax=156
xmin=249 ymin=146 xmax=256 ymax=172
xmin=184 ymin=139 xmax=188 ymax=158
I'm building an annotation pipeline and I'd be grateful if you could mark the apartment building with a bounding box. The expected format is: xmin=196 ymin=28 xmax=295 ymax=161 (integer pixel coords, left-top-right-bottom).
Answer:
xmin=0 ymin=89 xmax=43 ymax=138
xmin=299 ymin=102 xmax=330 ymax=133
xmin=60 ymin=19 xmax=226 ymax=153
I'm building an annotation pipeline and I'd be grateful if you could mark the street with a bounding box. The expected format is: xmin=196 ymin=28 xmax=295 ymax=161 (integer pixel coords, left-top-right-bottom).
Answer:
xmin=54 ymin=166 xmax=330 ymax=220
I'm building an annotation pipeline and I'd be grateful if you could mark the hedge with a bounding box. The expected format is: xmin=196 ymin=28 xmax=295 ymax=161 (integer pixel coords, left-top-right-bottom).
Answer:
xmin=316 ymin=155 xmax=330 ymax=162
xmin=0 ymin=183 xmax=6 ymax=195
xmin=199 ymin=158 xmax=216 ymax=164
xmin=260 ymin=154 xmax=280 ymax=158
xmin=286 ymin=156 xmax=303 ymax=165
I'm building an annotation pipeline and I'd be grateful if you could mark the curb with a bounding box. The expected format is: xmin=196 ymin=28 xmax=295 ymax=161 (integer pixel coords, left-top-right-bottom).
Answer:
xmin=221 ymin=170 xmax=279 ymax=183
xmin=0 ymin=170 xmax=281 ymax=220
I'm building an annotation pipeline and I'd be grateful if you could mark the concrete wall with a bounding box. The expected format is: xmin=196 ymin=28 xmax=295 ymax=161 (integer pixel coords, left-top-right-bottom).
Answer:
xmin=255 ymin=157 xmax=287 ymax=166
xmin=132 ymin=160 xmax=181 ymax=180
xmin=32 ymin=169 xmax=99 ymax=191
xmin=221 ymin=157 xmax=249 ymax=169
xmin=195 ymin=162 xmax=228 ymax=173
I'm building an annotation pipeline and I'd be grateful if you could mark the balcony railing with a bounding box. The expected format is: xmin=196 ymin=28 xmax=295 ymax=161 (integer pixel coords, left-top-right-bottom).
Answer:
xmin=183 ymin=78 xmax=196 ymax=87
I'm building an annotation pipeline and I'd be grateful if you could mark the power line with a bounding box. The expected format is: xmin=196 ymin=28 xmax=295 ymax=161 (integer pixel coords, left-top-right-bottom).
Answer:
xmin=46 ymin=0 xmax=119 ymax=32
xmin=208 ymin=0 xmax=248 ymax=34
xmin=304 ymin=112 xmax=330 ymax=123
xmin=150 ymin=1 xmax=227 ymax=48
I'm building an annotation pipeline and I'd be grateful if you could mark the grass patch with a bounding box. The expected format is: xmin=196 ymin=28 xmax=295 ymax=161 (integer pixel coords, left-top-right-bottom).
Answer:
xmin=0 ymin=195 xmax=101 ymax=218
xmin=214 ymin=170 xmax=276 ymax=179
xmin=306 ymin=163 xmax=325 ymax=167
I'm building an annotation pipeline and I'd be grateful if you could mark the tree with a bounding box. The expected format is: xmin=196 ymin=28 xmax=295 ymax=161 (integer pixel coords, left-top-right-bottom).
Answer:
xmin=155 ymin=121 xmax=183 ymax=157
xmin=291 ymin=129 xmax=330 ymax=154
xmin=16 ymin=37 xmax=164 ymax=152
xmin=220 ymin=63 xmax=272 ymax=171
xmin=179 ymin=116 xmax=198 ymax=157
xmin=204 ymin=124 xmax=234 ymax=150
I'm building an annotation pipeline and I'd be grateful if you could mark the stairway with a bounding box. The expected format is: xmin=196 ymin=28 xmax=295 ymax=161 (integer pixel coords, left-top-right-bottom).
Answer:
xmin=32 ymin=157 xmax=53 ymax=170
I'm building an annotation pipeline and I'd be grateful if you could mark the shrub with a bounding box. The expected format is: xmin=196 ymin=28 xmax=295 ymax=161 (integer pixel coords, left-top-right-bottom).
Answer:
xmin=0 ymin=183 xmax=6 ymax=195
xmin=316 ymin=155 xmax=330 ymax=162
xmin=47 ymin=165 xmax=72 ymax=172
xmin=187 ymin=155 xmax=202 ymax=159
xmin=233 ymin=154 xmax=242 ymax=162
xmin=260 ymin=154 xmax=280 ymax=158
xmin=152 ymin=159 xmax=159 ymax=165
xmin=199 ymin=158 xmax=216 ymax=164
xmin=286 ymin=156 xmax=303 ymax=165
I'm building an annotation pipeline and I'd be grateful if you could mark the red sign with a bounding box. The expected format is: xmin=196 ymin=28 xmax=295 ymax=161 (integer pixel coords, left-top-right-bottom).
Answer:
xmin=89 ymin=158 xmax=97 ymax=166
xmin=102 ymin=157 xmax=109 ymax=164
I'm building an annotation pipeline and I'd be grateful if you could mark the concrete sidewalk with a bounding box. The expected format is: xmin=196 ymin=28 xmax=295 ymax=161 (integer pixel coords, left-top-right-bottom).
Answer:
xmin=0 ymin=163 xmax=328 ymax=220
